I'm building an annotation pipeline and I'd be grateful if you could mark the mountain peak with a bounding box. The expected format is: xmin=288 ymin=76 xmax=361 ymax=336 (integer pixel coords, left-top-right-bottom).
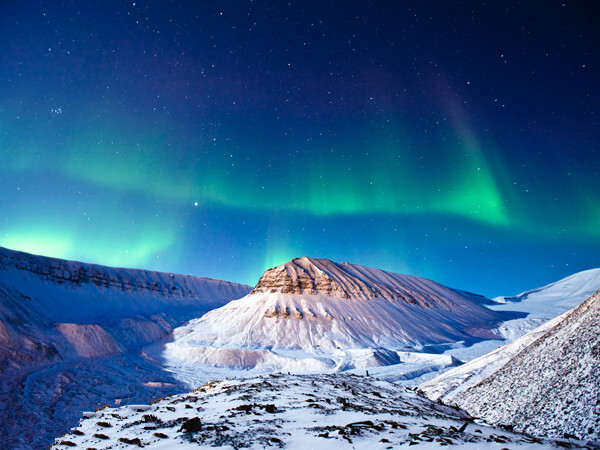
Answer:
xmin=250 ymin=257 xmax=456 ymax=308
xmin=250 ymin=256 xmax=345 ymax=297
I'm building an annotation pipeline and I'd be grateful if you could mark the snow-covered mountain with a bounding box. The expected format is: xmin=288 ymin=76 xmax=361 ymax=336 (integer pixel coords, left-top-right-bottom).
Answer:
xmin=0 ymin=245 xmax=251 ymax=369
xmin=0 ymin=246 xmax=251 ymax=449
xmin=5 ymin=247 xmax=598 ymax=448
xmin=51 ymin=373 xmax=559 ymax=449
xmin=419 ymin=288 xmax=600 ymax=442
xmin=148 ymin=257 xmax=519 ymax=377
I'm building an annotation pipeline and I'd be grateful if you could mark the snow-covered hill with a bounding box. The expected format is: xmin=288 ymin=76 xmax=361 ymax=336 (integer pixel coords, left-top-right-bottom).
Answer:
xmin=51 ymin=373 xmax=561 ymax=449
xmin=0 ymin=246 xmax=251 ymax=449
xmin=486 ymin=268 xmax=600 ymax=341
xmin=147 ymin=257 xmax=519 ymax=379
xmin=495 ymin=268 xmax=600 ymax=312
xmin=419 ymin=289 xmax=600 ymax=442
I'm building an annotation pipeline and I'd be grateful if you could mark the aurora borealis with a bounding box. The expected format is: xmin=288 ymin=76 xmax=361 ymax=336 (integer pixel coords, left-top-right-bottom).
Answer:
xmin=1 ymin=1 xmax=598 ymax=296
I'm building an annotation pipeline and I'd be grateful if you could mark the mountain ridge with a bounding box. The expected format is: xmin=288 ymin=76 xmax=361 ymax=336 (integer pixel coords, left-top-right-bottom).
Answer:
xmin=251 ymin=256 xmax=482 ymax=309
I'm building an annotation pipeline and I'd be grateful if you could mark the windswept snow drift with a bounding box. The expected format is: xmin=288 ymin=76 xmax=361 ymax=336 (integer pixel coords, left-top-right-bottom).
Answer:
xmin=419 ymin=289 xmax=600 ymax=442
xmin=486 ymin=268 xmax=600 ymax=342
xmin=148 ymin=257 xmax=520 ymax=378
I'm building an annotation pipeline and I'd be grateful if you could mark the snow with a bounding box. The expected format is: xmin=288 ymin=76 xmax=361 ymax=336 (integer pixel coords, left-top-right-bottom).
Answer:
xmin=0 ymin=245 xmax=252 ymax=325
xmin=0 ymin=245 xmax=251 ymax=370
xmin=56 ymin=323 xmax=125 ymax=358
xmin=51 ymin=373 xmax=560 ymax=449
xmin=417 ymin=311 xmax=569 ymax=403
xmin=487 ymin=268 xmax=600 ymax=340
xmin=421 ymin=268 xmax=600 ymax=380
xmin=419 ymin=289 xmax=600 ymax=442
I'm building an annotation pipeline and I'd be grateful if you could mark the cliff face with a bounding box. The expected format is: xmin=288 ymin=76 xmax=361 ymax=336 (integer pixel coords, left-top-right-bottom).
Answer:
xmin=251 ymin=258 xmax=349 ymax=297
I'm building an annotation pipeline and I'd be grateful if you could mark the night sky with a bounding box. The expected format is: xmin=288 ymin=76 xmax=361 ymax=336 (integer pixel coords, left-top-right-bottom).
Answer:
xmin=1 ymin=1 xmax=598 ymax=297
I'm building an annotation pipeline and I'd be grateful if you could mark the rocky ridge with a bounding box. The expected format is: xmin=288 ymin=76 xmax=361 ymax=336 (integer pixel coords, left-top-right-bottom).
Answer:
xmin=0 ymin=245 xmax=248 ymax=303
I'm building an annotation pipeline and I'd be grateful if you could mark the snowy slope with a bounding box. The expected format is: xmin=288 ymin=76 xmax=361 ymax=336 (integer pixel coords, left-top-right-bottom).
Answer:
xmin=419 ymin=267 xmax=600 ymax=377
xmin=417 ymin=311 xmax=569 ymax=402
xmin=148 ymin=257 xmax=518 ymax=379
xmin=419 ymin=289 xmax=600 ymax=442
xmin=51 ymin=373 xmax=561 ymax=449
xmin=0 ymin=245 xmax=251 ymax=369
xmin=494 ymin=268 xmax=600 ymax=313
xmin=488 ymin=268 xmax=600 ymax=339
xmin=0 ymin=246 xmax=251 ymax=449
xmin=417 ymin=269 xmax=600 ymax=394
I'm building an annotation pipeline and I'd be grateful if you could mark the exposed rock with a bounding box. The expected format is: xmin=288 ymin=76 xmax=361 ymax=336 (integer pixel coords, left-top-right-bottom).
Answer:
xmin=252 ymin=257 xmax=464 ymax=308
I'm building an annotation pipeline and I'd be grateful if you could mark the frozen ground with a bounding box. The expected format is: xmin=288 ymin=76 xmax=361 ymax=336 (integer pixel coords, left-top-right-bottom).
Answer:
xmin=52 ymin=373 xmax=568 ymax=449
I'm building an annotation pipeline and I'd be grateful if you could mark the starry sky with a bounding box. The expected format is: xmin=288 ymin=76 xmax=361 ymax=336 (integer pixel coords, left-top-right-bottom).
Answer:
xmin=1 ymin=1 xmax=598 ymax=297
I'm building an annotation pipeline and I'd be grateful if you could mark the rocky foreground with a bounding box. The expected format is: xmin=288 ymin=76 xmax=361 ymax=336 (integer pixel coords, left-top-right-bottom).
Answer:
xmin=52 ymin=373 xmax=574 ymax=449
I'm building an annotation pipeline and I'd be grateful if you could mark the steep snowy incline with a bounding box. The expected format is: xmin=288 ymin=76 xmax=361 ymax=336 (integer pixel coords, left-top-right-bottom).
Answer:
xmin=417 ymin=311 xmax=570 ymax=402
xmin=149 ymin=257 xmax=519 ymax=376
xmin=0 ymin=246 xmax=252 ymax=369
xmin=0 ymin=245 xmax=251 ymax=323
xmin=420 ymin=289 xmax=600 ymax=442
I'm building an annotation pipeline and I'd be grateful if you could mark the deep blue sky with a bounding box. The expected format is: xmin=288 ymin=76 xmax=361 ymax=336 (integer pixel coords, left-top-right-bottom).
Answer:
xmin=1 ymin=1 xmax=598 ymax=297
